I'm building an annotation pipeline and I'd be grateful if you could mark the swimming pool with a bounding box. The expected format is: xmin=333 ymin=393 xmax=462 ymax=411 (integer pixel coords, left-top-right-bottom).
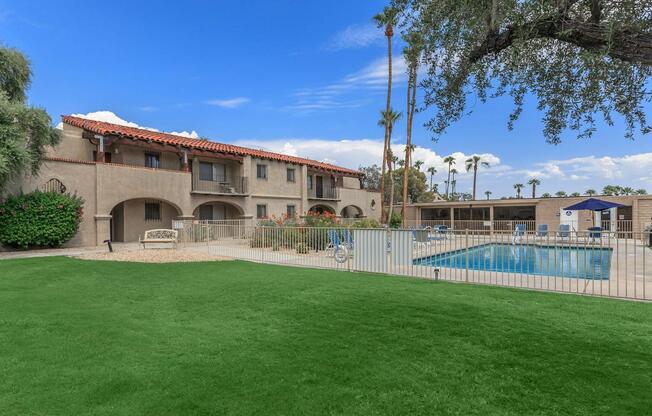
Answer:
xmin=414 ymin=243 xmax=613 ymax=279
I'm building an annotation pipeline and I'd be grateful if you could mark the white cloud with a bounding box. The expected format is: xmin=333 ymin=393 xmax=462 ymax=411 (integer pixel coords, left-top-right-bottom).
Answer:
xmin=231 ymin=136 xmax=652 ymax=197
xmin=288 ymin=56 xmax=409 ymax=112
xmin=205 ymin=97 xmax=250 ymax=108
xmin=169 ymin=130 xmax=200 ymax=139
xmin=69 ymin=110 xmax=159 ymax=131
xmin=326 ymin=23 xmax=383 ymax=50
xmin=64 ymin=111 xmax=201 ymax=139
xmin=232 ymin=137 xmax=501 ymax=180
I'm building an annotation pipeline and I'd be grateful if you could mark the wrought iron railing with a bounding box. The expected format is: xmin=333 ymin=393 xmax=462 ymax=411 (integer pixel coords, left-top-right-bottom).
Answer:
xmin=307 ymin=186 xmax=340 ymax=200
xmin=192 ymin=175 xmax=248 ymax=195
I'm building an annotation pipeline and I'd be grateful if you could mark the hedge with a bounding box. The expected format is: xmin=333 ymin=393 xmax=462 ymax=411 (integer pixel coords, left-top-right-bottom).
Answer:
xmin=0 ymin=191 xmax=84 ymax=249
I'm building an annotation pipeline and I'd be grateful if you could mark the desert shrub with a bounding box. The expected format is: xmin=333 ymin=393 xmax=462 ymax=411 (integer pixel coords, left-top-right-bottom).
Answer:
xmin=350 ymin=218 xmax=382 ymax=229
xmin=0 ymin=191 xmax=84 ymax=249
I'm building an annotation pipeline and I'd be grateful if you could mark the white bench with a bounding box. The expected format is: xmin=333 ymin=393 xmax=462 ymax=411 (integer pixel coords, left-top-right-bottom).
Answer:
xmin=139 ymin=229 xmax=178 ymax=249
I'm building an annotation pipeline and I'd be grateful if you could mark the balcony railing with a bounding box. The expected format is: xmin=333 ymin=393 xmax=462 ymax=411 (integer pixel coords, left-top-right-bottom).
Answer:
xmin=308 ymin=186 xmax=340 ymax=200
xmin=192 ymin=175 xmax=248 ymax=195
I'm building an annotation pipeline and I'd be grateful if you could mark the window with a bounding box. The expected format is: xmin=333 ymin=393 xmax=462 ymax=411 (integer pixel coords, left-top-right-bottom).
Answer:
xmin=286 ymin=205 xmax=296 ymax=218
xmin=256 ymin=164 xmax=267 ymax=179
xmin=145 ymin=202 xmax=161 ymax=221
xmin=199 ymin=162 xmax=213 ymax=181
xmin=286 ymin=168 xmax=295 ymax=183
xmin=199 ymin=205 xmax=213 ymax=221
xmin=256 ymin=204 xmax=267 ymax=219
xmin=145 ymin=152 xmax=160 ymax=169
xmin=307 ymin=175 xmax=313 ymax=190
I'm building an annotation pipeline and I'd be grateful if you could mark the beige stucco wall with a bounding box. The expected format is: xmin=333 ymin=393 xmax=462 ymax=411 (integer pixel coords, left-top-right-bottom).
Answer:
xmin=118 ymin=199 xmax=180 ymax=242
xmin=47 ymin=124 xmax=95 ymax=160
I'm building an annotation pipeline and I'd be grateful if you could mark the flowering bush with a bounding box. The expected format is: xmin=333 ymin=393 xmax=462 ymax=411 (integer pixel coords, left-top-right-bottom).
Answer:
xmin=0 ymin=191 xmax=84 ymax=249
xmin=304 ymin=210 xmax=339 ymax=228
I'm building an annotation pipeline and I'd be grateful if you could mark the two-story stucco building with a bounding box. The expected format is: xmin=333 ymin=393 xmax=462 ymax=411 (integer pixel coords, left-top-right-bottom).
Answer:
xmin=6 ymin=116 xmax=379 ymax=247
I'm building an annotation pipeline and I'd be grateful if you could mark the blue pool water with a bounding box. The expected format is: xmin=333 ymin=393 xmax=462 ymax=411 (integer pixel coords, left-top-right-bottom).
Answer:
xmin=414 ymin=243 xmax=612 ymax=279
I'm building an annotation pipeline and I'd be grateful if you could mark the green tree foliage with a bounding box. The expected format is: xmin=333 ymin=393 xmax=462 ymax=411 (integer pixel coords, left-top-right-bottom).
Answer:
xmin=359 ymin=164 xmax=381 ymax=191
xmin=383 ymin=166 xmax=429 ymax=203
xmin=0 ymin=47 xmax=60 ymax=190
xmin=392 ymin=0 xmax=652 ymax=143
xmin=0 ymin=191 xmax=83 ymax=248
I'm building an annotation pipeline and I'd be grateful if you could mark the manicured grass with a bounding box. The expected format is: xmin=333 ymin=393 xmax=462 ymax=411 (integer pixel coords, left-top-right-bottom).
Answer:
xmin=0 ymin=257 xmax=650 ymax=415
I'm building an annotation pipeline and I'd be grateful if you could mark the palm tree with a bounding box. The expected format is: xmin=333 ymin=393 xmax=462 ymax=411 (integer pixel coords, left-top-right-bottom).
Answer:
xmin=413 ymin=160 xmax=424 ymax=170
xmin=514 ymin=183 xmax=524 ymax=198
xmin=374 ymin=6 xmax=399 ymax=224
xmin=426 ymin=166 xmax=437 ymax=191
xmin=485 ymin=190 xmax=492 ymax=200
xmin=570 ymin=192 xmax=581 ymax=197
xmin=378 ymin=109 xmax=402 ymax=223
xmin=443 ymin=156 xmax=455 ymax=198
xmin=450 ymin=179 xmax=457 ymax=196
xmin=527 ymin=178 xmax=541 ymax=198
xmin=465 ymin=155 xmax=490 ymax=200
xmin=541 ymin=192 xmax=552 ymax=198
xmin=635 ymin=188 xmax=647 ymax=195
xmin=622 ymin=187 xmax=635 ymax=195
xmin=585 ymin=189 xmax=597 ymax=196
xmin=401 ymin=32 xmax=423 ymax=226
xmin=555 ymin=191 xmax=567 ymax=197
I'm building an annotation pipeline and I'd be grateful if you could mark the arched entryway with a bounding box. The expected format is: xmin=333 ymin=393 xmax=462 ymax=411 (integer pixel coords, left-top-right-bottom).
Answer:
xmin=340 ymin=205 xmax=363 ymax=218
xmin=192 ymin=201 xmax=245 ymax=221
xmin=110 ymin=198 xmax=182 ymax=242
xmin=308 ymin=204 xmax=336 ymax=215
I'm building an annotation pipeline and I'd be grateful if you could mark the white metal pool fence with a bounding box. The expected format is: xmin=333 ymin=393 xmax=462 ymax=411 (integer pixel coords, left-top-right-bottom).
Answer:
xmin=178 ymin=221 xmax=652 ymax=301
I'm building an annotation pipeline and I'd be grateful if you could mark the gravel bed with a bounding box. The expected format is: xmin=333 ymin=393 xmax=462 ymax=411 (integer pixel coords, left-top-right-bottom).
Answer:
xmin=75 ymin=248 xmax=231 ymax=263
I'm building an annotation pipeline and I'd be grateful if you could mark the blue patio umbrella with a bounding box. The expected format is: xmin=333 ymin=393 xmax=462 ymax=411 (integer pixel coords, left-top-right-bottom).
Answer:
xmin=563 ymin=198 xmax=623 ymax=212
xmin=563 ymin=198 xmax=624 ymax=233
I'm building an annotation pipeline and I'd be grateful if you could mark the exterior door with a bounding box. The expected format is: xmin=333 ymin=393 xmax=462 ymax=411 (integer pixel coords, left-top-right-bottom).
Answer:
xmin=316 ymin=176 xmax=323 ymax=198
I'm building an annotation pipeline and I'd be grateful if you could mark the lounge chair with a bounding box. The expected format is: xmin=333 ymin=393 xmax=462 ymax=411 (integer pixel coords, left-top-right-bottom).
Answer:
xmin=536 ymin=224 xmax=549 ymax=238
xmin=342 ymin=229 xmax=354 ymax=249
xmin=557 ymin=224 xmax=571 ymax=239
xmin=433 ymin=225 xmax=451 ymax=240
xmin=588 ymin=226 xmax=602 ymax=240
xmin=326 ymin=229 xmax=343 ymax=255
xmin=413 ymin=229 xmax=430 ymax=248
xmin=512 ymin=224 xmax=526 ymax=243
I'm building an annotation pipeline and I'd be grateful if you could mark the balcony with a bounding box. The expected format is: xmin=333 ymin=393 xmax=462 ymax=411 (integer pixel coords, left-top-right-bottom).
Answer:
xmin=308 ymin=186 xmax=340 ymax=200
xmin=192 ymin=175 xmax=248 ymax=196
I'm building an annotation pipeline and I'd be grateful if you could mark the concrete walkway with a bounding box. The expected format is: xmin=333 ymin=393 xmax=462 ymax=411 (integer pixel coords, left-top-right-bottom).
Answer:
xmin=0 ymin=243 xmax=140 ymax=260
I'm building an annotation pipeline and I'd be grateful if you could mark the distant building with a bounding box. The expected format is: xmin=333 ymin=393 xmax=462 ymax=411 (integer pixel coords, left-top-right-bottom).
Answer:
xmin=403 ymin=195 xmax=652 ymax=233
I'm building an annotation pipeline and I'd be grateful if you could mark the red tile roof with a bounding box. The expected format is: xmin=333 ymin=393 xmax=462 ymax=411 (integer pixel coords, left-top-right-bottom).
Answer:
xmin=62 ymin=116 xmax=362 ymax=176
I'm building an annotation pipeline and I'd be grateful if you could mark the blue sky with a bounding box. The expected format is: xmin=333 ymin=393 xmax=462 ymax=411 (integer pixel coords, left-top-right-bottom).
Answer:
xmin=2 ymin=0 xmax=652 ymax=197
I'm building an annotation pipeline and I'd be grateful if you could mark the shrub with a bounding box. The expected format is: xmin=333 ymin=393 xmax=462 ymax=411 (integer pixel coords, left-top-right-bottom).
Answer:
xmin=295 ymin=243 xmax=308 ymax=254
xmin=0 ymin=191 xmax=84 ymax=249
xmin=350 ymin=218 xmax=382 ymax=229
xmin=389 ymin=211 xmax=402 ymax=228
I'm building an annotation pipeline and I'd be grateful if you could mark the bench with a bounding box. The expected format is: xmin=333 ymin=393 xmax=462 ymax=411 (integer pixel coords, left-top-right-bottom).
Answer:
xmin=139 ymin=229 xmax=178 ymax=249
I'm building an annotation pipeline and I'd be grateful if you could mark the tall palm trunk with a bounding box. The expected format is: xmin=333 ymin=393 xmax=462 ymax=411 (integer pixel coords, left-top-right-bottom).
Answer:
xmin=402 ymin=66 xmax=416 ymax=226
xmin=445 ymin=165 xmax=451 ymax=198
xmin=380 ymin=27 xmax=393 ymax=224
xmin=472 ymin=165 xmax=478 ymax=200
xmin=531 ymin=184 xmax=536 ymax=198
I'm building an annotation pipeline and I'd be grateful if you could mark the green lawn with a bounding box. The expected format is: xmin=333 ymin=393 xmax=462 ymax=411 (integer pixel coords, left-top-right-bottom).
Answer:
xmin=0 ymin=257 xmax=650 ymax=415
